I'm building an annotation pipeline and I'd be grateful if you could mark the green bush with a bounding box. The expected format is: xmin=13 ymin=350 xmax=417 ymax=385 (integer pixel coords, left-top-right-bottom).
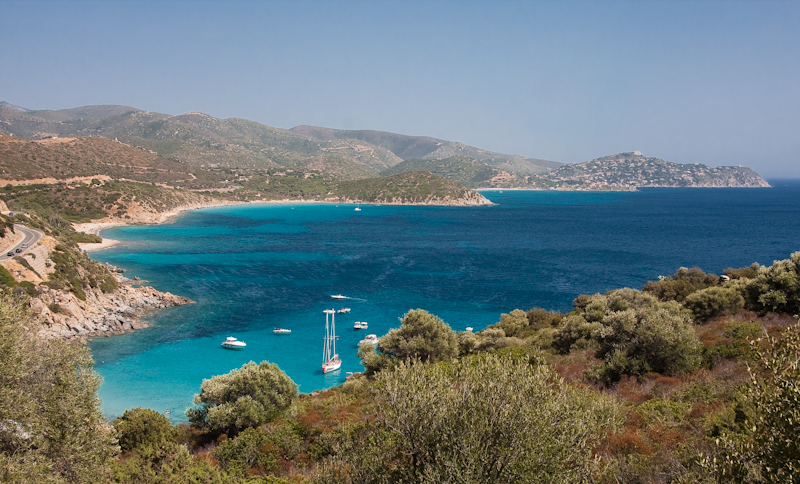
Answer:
xmin=361 ymin=309 xmax=458 ymax=375
xmin=683 ymin=286 xmax=745 ymax=323
xmin=743 ymin=252 xmax=800 ymax=315
xmin=186 ymin=361 xmax=297 ymax=435
xmin=0 ymin=265 xmax=17 ymax=287
xmin=114 ymin=407 xmax=178 ymax=460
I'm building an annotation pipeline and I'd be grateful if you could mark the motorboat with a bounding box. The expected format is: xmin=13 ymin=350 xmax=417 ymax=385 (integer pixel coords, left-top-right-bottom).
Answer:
xmin=465 ymin=327 xmax=473 ymax=332
xmin=353 ymin=321 xmax=362 ymax=330
xmin=221 ymin=336 xmax=246 ymax=349
xmin=337 ymin=307 xmax=351 ymax=314
xmin=322 ymin=309 xmax=341 ymax=373
xmin=359 ymin=334 xmax=378 ymax=346
xmin=359 ymin=321 xmax=368 ymax=329
xmin=273 ymin=327 xmax=291 ymax=334
xmin=331 ymin=294 xmax=347 ymax=299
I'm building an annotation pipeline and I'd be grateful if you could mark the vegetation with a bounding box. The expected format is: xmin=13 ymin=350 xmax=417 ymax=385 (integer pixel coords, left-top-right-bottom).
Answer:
xmin=0 ymin=293 xmax=116 ymax=483
xmin=1 ymin=212 xmax=799 ymax=484
xmin=186 ymin=361 xmax=298 ymax=435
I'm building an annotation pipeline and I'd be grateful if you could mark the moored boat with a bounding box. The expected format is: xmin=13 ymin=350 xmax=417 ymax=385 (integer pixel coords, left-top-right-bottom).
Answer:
xmin=337 ymin=307 xmax=351 ymax=313
xmin=221 ymin=336 xmax=246 ymax=349
xmin=273 ymin=327 xmax=291 ymax=334
xmin=359 ymin=321 xmax=368 ymax=329
xmin=353 ymin=321 xmax=362 ymax=330
xmin=359 ymin=334 xmax=378 ymax=346
xmin=322 ymin=309 xmax=341 ymax=373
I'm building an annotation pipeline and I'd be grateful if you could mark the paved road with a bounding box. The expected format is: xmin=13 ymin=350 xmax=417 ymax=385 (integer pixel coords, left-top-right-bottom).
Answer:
xmin=0 ymin=224 xmax=44 ymax=261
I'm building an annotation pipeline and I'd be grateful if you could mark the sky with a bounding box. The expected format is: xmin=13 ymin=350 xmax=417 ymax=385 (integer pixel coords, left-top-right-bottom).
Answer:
xmin=2 ymin=0 xmax=799 ymax=178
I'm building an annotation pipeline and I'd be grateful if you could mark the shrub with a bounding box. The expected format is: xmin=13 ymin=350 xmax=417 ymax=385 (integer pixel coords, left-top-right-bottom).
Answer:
xmin=114 ymin=407 xmax=178 ymax=460
xmin=186 ymin=361 xmax=297 ymax=435
xmin=743 ymin=252 xmax=800 ymax=315
xmin=683 ymin=286 xmax=745 ymax=323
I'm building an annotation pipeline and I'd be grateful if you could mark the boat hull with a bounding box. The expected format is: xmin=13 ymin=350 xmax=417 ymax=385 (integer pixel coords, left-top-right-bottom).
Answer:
xmin=322 ymin=357 xmax=341 ymax=373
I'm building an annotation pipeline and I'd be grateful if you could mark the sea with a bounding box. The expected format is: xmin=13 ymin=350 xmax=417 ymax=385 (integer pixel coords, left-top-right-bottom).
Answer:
xmin=87 ymin=181 xmax=800 ymax=422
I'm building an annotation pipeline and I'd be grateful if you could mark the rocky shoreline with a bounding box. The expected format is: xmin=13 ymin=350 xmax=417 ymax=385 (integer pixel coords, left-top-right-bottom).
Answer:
xmin=33 ymin=269 xmax=192 ymax=340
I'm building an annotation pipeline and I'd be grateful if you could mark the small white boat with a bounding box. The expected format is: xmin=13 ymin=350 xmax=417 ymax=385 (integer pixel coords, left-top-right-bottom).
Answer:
xmin=353 ymin=321 xmax=362 ymax=330
xmin=359 ymin=334 xmax=378 ymax=346
xmin=359 ymin=321 xmax=368 ymax=329
xmin=337 ymin=307 xmax=351 ymax=314
xmin=273 ymin=327 xmax=291 ymax=334
xmin=331 ymin=294 xmax=347 ymax=299
xmin=465 ymin=327 xmax=473 ymax=332
xmin=221 ymin=336 xmax=246 ymax=349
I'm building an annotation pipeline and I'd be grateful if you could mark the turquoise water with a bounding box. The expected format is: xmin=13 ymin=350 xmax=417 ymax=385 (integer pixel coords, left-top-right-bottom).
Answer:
xmin=88 ymin=182 xmax=800 ymax=422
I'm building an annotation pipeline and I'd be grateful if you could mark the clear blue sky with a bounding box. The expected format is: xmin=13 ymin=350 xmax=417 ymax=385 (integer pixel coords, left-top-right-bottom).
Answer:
xmin=2 ymin=0 xmax=799 ymax=178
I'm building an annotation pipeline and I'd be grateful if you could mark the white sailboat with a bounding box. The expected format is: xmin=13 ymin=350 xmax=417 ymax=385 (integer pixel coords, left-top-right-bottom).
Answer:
xmin=322 ymin=309 xmax=341 ymax=373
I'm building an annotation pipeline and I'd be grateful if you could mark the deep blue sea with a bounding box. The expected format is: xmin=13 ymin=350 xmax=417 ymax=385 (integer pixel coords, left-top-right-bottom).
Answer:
xmin=88 ymin=181 xmax=800 ymax=422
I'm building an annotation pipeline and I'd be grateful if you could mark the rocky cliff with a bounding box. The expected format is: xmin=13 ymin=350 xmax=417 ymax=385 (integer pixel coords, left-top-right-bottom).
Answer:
xmin=31 ymin=271 xmax=192 ymax=340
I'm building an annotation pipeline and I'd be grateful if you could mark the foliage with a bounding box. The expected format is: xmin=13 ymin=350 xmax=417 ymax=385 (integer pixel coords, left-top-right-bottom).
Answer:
xmin=743 ymin=252 xmax=800 ymax=315
xmin=211 ymin=427 xmax=276 ymax=476
xmin=683 ymin=286 xmax=745 ymax=323
xmin=0 ymin=293 xmax=117 ymax=483
xmin=0 ymin=264 xmax=16 ymax=286
xmin=494 ymin=308 xmax=529 ymax=336
xmin=709 ymin=323 xmax=800 ymax=483
xmin=725 ymin=263 xmax=760 ymax=280
xmin=555 ymin=288 xmax=704 ymax=383
xmin=315 ymin=355 xmax=623 ymax=483
xmin=643 ymin=266 xmax=719 ymax=302
xmin=361 ymin=309 xmax=458 ymax=375
xmin=112 ymin=444 xmax=232 ymax=484
xmin=114 ymin=408 xmax=178 ymax=460
xmin=186 ymin=361 xmax=298 ymax=435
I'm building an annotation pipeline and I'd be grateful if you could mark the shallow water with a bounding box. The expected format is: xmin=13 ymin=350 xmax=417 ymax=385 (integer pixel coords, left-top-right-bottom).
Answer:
xmin=88 ymin=182 xmax=800 ymax=422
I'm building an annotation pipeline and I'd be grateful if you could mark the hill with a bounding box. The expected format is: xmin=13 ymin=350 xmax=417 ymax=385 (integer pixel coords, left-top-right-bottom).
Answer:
xmin=332 ymin=171 xmax=492 ymax=205
xmin=0 ymin=105 xmax=402 ymax=176
xmin=291 ymin=125 xmax=562 ymax=175
xmin=544 ymin=152 xmax=771 ymax=189
xmin=380 ymin=155 xmax=535 ymax=188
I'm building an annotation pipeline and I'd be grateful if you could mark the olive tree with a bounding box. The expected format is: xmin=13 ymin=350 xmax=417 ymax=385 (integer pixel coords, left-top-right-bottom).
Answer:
xmin=683 ymin=286 xmax=745 ymax=323
xmin=316 ymin=355 xmax=623 ymax=484
xmin=710 ymin=322 xmax=800 ymax=483
xmin=744 ymin=252 xmax=800 ymax=315
xmin=186 ymin=361 xmax=297 ymax=435
xmin=555 ymin=288 xmax=703 ymax=382
xmin=360 ymin=309 xmax=458 ymax=375
xmin=0 ymin=293 xmax=116 ymax=484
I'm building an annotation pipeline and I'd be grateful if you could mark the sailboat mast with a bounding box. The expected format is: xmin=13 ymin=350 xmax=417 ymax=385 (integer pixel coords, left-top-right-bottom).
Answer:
xmin=332 ymin=310 xmax=336 ymax=356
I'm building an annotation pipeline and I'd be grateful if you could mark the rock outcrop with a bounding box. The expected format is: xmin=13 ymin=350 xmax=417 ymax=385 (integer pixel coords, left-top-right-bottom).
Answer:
xmin=32 ymin=274 xmax=192 ymax=340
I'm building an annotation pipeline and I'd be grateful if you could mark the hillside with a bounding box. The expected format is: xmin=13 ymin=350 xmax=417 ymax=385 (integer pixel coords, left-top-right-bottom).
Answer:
xmin=291 ymin=124 xmax=562 ymax=175
xmin=332 ymin=171 xmax=492 ymax=205
xmin=381 ymin=155 xmax=535 ymax=188
xmin=0 ymin=105 xmax=401 ymax=175
xmin=544 ymin=152 xmax=771 ymax=188
xmin=0 ymin=134 xmax=226 ymax=188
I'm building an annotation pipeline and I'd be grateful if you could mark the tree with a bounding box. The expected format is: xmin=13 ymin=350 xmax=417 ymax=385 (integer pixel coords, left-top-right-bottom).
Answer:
xmin=186 ymin=361 xmax=297 ymax=435
xmin=316 ymin=355 xmax=622 ymax=483
xmin=0 ymin=293 xmax=116 ymax=483
xmin=710 ymin=322 xmax=800 ymax=483
xmin=361 ymin=309 xmax=458 ymax=375
xmin=744 ymin=252 xmax=800 ymax=315
xmin=556 ymin=288 xmax=703 ymax=382
xmin=114 ymin=408 xmax=177 ymax=460
xmin=683 ymin=286 xmax=744 ymax=323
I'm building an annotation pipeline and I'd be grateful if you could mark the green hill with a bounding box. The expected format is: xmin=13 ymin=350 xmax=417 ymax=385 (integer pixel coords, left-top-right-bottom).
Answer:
xmin=291 ymin=125 xmax=562 ymax=175
xmin=380 ymin=155 xmax=534 ymax=188
xmin=0 ymin=105 xmax=402 ymax=175
xmin=332 ymin=170 xmax=492 ymax=205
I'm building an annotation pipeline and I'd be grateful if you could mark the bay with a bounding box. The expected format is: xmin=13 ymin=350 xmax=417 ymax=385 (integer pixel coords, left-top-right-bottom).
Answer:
xmin=88 ymin=181 xmax=800 ymax=422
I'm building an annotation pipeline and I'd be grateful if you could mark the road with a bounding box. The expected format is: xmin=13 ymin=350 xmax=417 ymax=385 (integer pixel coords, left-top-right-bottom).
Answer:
xmin=0 ymin=224 xmax=44 ymax=261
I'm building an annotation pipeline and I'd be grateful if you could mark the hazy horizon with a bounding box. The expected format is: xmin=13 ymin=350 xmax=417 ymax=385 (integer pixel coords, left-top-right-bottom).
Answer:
xmin=2 ymin=0 xmax=799 ymax=178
